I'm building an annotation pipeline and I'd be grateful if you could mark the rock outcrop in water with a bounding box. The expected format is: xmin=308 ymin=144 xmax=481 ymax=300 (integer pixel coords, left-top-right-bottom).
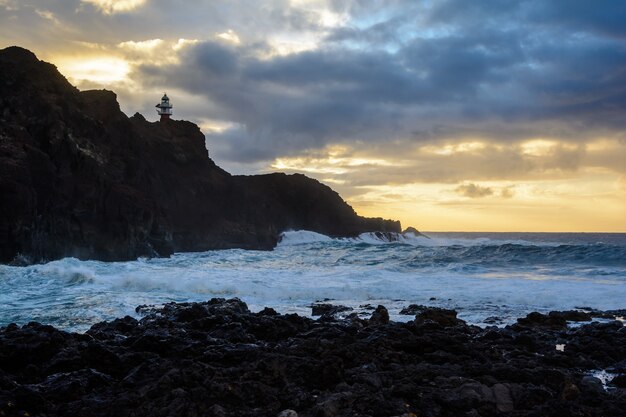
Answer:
xmin=0 ymin=46 xmax=400 ymax=263
xmin=1 ymin=298 xmax=625 ymax=417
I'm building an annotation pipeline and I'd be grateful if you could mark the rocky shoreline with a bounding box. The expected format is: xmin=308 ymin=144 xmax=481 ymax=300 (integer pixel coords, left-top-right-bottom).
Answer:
xmin=1 ymin=299 xmax=625 ymax=416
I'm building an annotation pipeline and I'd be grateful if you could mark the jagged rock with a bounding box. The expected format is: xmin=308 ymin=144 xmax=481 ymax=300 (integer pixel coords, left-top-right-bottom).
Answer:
xmin=258 ymin=307 xmax=279 ymax=316
xmin=580 ymin=376 xmax=604 ymax=394
xmin=0 ymin=46 xmax=400 ymax=263
xmin=549 ymin=310 xmax=592 ymax=322
xmin=612 ymin=374 xmax=626 ymax=388
xmin=483 ymin=316 xmax=503 ymax=324
xmin=1 ymin=299 xmax=626 ymax=416
xmin=401 ymin=226 xmax=428 ymax=238
xmin=492 ymin=383 xmax=514 ymax=412
xmin=561 ymin=382 xmax=580 ymax=400
xmin=276 ymin=410 xmax=298 ymax=417
xmin=516 ymin=312 xmax=567 ymax=330
xmin=414 ymin=308 xmax=463 ymax=327
xmin=399 ymin=304 xmax=428 ymax=315
xmin=369 ymin=305 xmax=389 ymax=325
xmin=311 ymin=303 xmax=352 ymax=317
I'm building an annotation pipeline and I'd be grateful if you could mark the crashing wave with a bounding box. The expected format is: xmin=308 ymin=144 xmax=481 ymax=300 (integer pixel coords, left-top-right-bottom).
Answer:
xmin=278 ymin=230 xmax=333 ymax=245
xmin=277 ymin=229 xmax=431 ymax=246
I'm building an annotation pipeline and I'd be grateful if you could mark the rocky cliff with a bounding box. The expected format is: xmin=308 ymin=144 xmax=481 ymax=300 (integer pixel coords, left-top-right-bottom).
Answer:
xmin=0 ymin=46 xmax=400 ymax=263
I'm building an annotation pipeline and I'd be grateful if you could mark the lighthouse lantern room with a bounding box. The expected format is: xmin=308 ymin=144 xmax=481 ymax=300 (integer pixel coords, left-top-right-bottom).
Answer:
xmin=156 ymin=93 xmax=173 ymax=121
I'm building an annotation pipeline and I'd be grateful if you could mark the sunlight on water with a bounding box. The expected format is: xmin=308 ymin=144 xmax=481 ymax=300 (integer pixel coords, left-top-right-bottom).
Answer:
xmin=1 ymin=232 xmax=625 ymax=332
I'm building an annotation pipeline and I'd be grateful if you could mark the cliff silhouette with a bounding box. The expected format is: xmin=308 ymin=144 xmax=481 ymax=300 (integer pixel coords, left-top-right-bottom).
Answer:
xmin=0 ymin=46 xmax=400 ymax=263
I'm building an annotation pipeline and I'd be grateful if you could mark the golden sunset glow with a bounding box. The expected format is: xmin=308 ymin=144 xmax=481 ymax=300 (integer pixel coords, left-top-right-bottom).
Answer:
xmin=272 ymin=146 xmax=397 ymax=175
xmin=118 ymin=39 xmax=163 ymax=52
xmin=349 ymin=172 xmax=626 ymax=232
xmin=56 ymin=56 xmax=130 ymax=83
xmin=267 ymin=139 xmax=626 ymax=232
xmin=421 ymin=141 xmax=487 ymax=156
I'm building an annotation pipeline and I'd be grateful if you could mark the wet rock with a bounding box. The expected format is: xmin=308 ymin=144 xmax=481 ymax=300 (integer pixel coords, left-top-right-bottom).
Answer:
xmin=414 ymin=308 xmax=463 ymax=327
xmin=612 ymin=374 xmax=626 ymax=388
xmin=457 ymin=381 xmax=494 ymax=403
xmin=37 ymin=368 xmax=114 ymax=402
xmin=1 ymin=299 xmax=626 ymax=417
xmin=277 ymin=410 xmax=298 ymax=417
xmin=516 ymin=312 xmax=567 ymax=330
xmin=207 ymin=404 xmax=227 ymax=417
xmin=492 ymin=383 xmax=514 ymax=412
xmin=399 ymin=304 xmax=429 ymax=315
xmin=402 ymin=227 xmax=428 ymax=239
xmin=310 ymin=393 xmax=355 ymax=417
xmin=402 ymin=226 xmax=420 ymax=235
xmin=368 ymin=305 xmax=389 ymax=326
xmin=580 ymin=376 xmax=604 ymax=394
xmin=207 ymin=297 xmax=250 ymax=315
xmin=310 ymin=303 xmax=352 ymax=317
xmin=549 ymin=310 xmax=592 ymax=322
xmin=561 ymin=382 xmax=580 ymax=400
xmin=258 ymin=307 xmax=279 ymax=316
xmin=135 ymin=304 xmax=159 ymax=315
xmin=483 ymin=316 xmax=503 ymax=325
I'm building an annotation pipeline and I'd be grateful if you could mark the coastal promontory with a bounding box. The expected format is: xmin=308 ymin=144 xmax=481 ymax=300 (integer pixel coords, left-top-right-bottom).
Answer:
xmin=0 ymin=46 xmax=400 ymax=263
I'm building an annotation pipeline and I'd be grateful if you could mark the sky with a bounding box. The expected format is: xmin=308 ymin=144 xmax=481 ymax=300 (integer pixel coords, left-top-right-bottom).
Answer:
xmin=2 ymin=0 xmax=625 ymax=232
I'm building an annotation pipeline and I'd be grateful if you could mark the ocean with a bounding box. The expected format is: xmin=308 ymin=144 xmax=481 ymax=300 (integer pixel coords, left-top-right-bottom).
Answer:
xmin=1 ymin=231 xmax=625 ymax=332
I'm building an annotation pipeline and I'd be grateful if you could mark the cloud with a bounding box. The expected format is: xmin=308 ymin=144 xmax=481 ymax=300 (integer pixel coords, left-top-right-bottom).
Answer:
xmin=3 ymin=1 xmax=626 ymax=180
xmin=455 ymin=183 xmax=494 ymax=198
xmin=124 ymin=1 xmax=626 ymax=168
xmin=500 ymin=187 xmax=515 ymax=199
xmin=35 ymin=9 xmax=62 ymax=26
xmin=528 ymin=0 xmax=626 ymax=38
xmin=81 ymin=0 xmax=147 ymax=14
xmin=452 ymin=183 xmax=515 ymax=200
xmin=2 ymin=0 xmax=626 ymax=230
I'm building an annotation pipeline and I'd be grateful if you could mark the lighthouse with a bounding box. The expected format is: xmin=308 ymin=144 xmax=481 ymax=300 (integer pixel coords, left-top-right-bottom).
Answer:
xmin=155 ymin=93 xmax=173 ymax=122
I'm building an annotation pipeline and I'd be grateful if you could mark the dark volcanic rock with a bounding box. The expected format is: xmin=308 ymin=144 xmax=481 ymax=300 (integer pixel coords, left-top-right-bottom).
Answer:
xmin=401 ymin=226 xmax=429 ymax=239
xmin=516 ymin=312 xmax=568 ymax=330
xmin=399 ymin=304 xmax=429 ymax=315
xmin=550 ymin=310 xmax=593 ymax=322
xmin=1 ymin=299 xmax=625 ymax=417
xmin=311 ymin=303 xmax=352 ymax=317
xmin=612 ymin=374 xmax=626 ymax=388
xmin=414 ymin=308 xmax=463 ymax=327
xmin=400 ymin=305 xmax=464 ymax=327
xmin=368 ymin=305 xmax=389 ymax=325
xmin=0 ymin=46 xmax=400 ymax=263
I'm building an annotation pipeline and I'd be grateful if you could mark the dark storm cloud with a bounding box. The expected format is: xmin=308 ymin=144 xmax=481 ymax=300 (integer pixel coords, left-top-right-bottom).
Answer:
xmin=4 ymin=0 xmax=625 ymax=174
xmin=426 ymin=0 xmax=626 ymax=38
xmin=0 ymin=0 xmax=329 ymax=51
xmin=136 ymin=0 xmax=626 ymax=165
xmin=529 ymin=0 xmax=626 ymax=38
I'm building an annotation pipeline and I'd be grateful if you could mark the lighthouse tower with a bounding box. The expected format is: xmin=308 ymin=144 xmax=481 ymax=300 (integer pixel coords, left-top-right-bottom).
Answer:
xmin=155 ymin=93 xmax=173 ymax=122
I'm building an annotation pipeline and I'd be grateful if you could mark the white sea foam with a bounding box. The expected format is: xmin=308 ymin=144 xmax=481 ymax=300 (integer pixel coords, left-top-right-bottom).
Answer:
xmin=278 ymin=229 xmax=570 ymax=248
xmin=279 ymin=230 xmax=333 ymax=245
xmin=0 ymin=231 xmax=624 ymax=332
